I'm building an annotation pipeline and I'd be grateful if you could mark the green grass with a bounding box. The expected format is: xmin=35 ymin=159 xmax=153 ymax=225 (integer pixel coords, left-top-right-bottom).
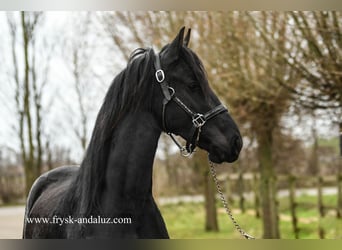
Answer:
xmin=0 ymin=201 xmax=24 ymax=208
xmin=159 ymin=194 xmax=342 ymax=239
xmin=161 ymin=202 xmax=261 ymax=239
xmin=317 ymin=137 xmax=340 ymax=153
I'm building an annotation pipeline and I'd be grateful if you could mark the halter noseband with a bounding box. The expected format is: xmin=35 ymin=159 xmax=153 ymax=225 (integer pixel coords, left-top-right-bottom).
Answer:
xmin=154 ymin=53 xmax=227 ymax=156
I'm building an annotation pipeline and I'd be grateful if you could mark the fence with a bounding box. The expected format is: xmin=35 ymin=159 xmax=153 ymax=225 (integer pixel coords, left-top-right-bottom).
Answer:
xmin=222 ymin=172 xmax=342 ymax=239
xmin=1 ymin=169 xmax=342 ymax=238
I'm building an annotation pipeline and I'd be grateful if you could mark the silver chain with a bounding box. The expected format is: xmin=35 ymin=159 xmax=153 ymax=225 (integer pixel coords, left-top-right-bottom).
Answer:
xmin=208 ymin=159 xmax=255 ymax=239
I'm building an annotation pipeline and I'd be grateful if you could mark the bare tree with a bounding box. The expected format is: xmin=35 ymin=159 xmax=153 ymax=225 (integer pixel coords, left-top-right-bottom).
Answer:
xmin=250 ymin=11 xmax=342 ymax=221
xmin=7 ymin=11 xmax=51 ymax=195
xmin=60 ymin=13 xmax=105 ymax=155
xmin=100 ymin=12 xmax=337 ymax=238
xmin=196 ymin=11 xmax=299 ymax=238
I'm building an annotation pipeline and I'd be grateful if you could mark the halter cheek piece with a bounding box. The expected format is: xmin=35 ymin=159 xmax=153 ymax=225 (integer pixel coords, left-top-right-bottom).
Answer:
xmin=154 ymin=53 xmax=227 ymax=156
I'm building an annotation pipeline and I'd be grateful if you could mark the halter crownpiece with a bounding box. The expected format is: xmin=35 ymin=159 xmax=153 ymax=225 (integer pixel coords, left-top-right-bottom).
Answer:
xmin=153 ymin=52 xmax=227 ymax=156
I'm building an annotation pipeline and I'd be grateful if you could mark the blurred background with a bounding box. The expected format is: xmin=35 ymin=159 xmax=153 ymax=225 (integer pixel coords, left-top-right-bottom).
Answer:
xmin=0 ymin=11 xmax=341 ymax=239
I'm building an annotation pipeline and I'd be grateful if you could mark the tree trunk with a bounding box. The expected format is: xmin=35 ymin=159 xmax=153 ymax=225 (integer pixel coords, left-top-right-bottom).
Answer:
xmin=204 ymin=168 xmax=219 ymax=231
xmin=308 ymin=113 xmax=319 ymax=176
xmin=31 ymin=37 xmax=43 ymax=176
xmin=21 ymin=11 xmax=36 ymax=196
xmin=257 ymin=130 xmax=280 ymax=238
xmin=289 ymin=175 xmax=299 ymax=238
xmin=197 ymin=150 xmax=219 ymax=232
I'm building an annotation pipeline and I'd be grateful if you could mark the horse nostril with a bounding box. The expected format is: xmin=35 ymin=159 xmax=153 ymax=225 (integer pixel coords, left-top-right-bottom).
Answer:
xmin=233 ymin=135 xmax=243 ymax=152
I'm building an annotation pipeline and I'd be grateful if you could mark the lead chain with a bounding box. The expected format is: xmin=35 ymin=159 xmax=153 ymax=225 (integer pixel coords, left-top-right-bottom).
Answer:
xmin=208 ymin=159 xmax=255 ymax=239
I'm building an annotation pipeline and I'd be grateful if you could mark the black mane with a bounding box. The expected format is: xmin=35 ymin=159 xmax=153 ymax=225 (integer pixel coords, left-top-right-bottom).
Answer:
xmin=69 ymin=48 xmax=156 ymax=216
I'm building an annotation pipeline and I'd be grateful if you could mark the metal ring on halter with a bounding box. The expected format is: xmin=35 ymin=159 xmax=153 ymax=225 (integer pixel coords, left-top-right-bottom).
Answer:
xmin=167 ymin=87 xmax=175 ymax=98
xmin=180 ymin=146 xmax=192 ymax=157
xmin=155 ymin=69 xmax=165 ymax=83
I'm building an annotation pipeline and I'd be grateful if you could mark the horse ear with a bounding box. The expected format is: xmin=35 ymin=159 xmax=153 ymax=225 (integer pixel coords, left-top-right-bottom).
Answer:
xmin=184 ymin=28 xmax=191 ymax=47
xmin=164 ymin=27 xmax=185 ymax=62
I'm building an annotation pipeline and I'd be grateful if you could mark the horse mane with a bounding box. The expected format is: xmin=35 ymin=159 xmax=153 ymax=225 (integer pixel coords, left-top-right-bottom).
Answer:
xmin=67 ymin=45 xmax=211 ymax=216
xmin=69 ymin=47 xmax=156 ymax=216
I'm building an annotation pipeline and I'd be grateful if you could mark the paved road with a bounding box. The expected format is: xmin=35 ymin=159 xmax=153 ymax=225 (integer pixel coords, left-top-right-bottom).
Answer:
xmin=0 ymin=206 xmax=24 ymax=239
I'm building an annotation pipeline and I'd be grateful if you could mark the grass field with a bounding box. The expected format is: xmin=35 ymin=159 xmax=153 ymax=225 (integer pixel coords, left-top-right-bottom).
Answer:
xmin=1 ymin=194 xmax=341 ymax=239
xmin=159 ymin=194 xmax=342 ymax=239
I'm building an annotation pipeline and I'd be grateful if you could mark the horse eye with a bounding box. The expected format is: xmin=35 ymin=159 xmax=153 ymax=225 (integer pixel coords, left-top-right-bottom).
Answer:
xmin=188 ymin=82 xmax=200 ymax=91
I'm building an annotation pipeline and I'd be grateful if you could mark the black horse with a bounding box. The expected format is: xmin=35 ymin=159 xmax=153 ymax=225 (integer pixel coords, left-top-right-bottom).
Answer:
xmin=23 ymin=27 xmax=242 ymax=238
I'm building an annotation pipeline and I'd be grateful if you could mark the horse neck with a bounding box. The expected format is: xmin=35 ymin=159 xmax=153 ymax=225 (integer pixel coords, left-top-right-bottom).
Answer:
xmin=100 ymin=111 xmax=161 ymax=212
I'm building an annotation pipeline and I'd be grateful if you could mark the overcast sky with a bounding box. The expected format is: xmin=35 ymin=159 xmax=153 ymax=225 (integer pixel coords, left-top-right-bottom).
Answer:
xmin=0 ymin=12 xmax=116 ymax=162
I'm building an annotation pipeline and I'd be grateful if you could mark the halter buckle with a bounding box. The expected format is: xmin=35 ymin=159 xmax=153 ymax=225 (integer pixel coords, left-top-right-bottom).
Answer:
xmin=192 ymin=114 xmax=206 ymax=128
xmin=180 ymin=146 xmax=192 ymax=157
xmin=155 ymin=69 xmax=165 ymax=83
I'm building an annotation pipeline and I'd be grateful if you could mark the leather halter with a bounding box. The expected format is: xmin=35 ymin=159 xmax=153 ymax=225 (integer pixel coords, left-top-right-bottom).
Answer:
xmin=154 ymin=53 xmax=227 ymax=156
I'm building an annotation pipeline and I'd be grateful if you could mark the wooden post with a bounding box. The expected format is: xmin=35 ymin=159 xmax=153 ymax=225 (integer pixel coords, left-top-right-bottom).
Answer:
xmin=225 ymin=175 xmax=234 ymax=206
xmin=253 ymin=173 xmax=260 ymax=218
xmin=318 ymin=176 xmax=325 ymax=239
xmin=337 ymin=172 xmax=342 ymax=219
xmin=337 ymin=123 xmax=342 ymax=218
xmin=318 ymin=176 xmax=325 ymax=217
xmin=238 ymin=172 xmax=245 ymax=213
xmin=0 ymin=176 xmax=3 ymax=204
xmin=288 ymin=175 xmax=300 ymax=238
xmin=340 ymin=122 xmax=342 ymax=157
